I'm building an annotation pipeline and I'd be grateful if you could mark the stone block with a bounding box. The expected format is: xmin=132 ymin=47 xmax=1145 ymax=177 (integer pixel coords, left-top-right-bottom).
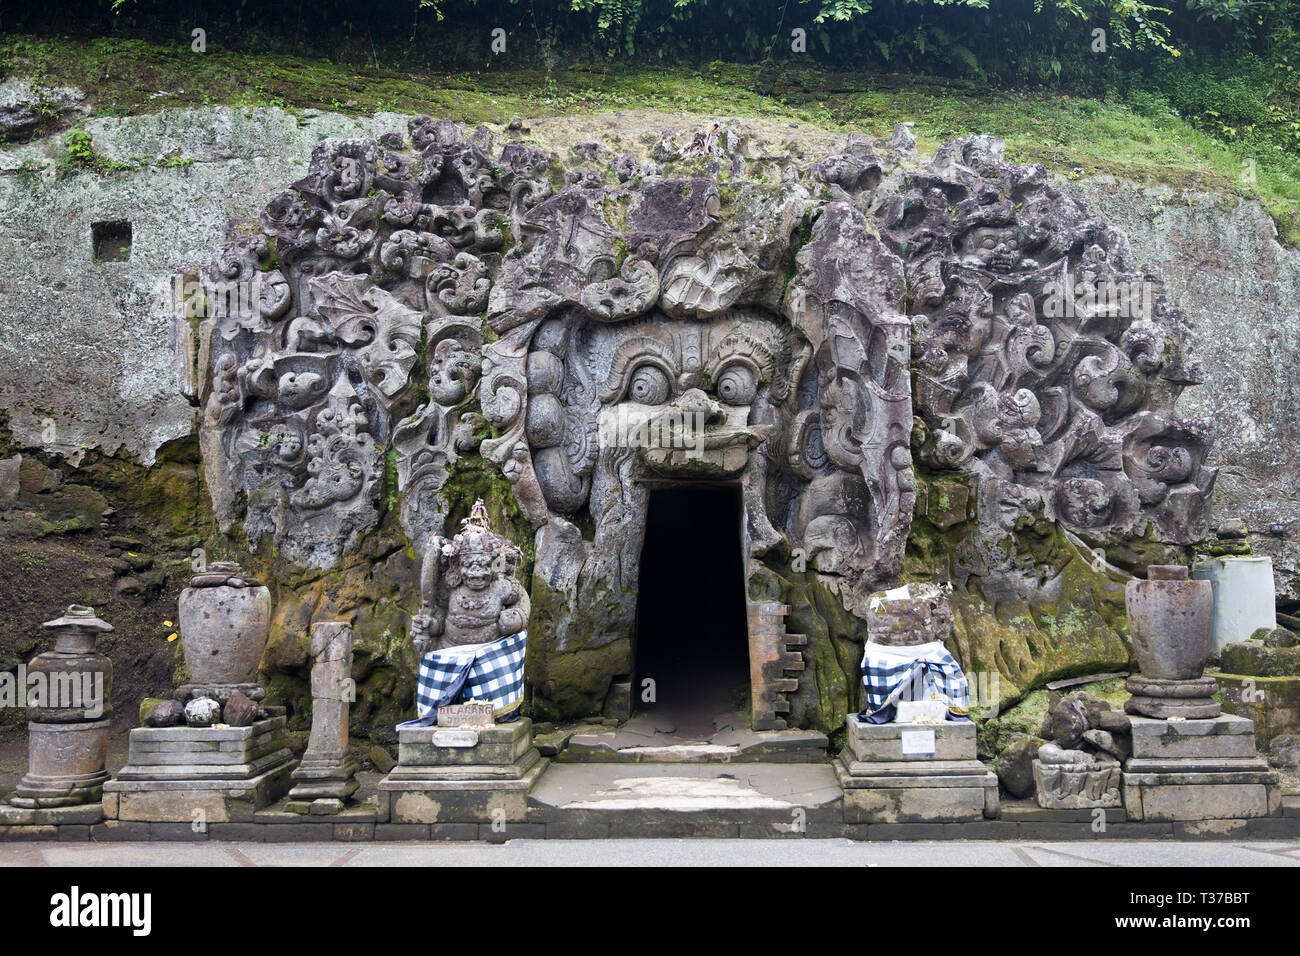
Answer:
xmin=0 ymin=803 xmax=104 ymax=826
xmin=374 ymin=824 xmax=430 ymax=841
xmin=382 ymin=758 xmax=544 ymax=824
xmin=1123 ymin=780 xmax=1276 ymax=822
xmin=104 ymin=760 xmax=294 ymax=822
xmin=208 ymin=822 xmax=265 ymax=842
xmin=841 ymin=784 xmax=987 ymax=824
xmin=1128 ymin=714 xmax=1258 ymax=760
xmin=90 ymin=821 xmax=150 ymax=841
xmin=333 ymin=821 xmax=375 ymax=841
xmin=844 ymin=718 xmax=976 ymax=763
xmin=396 ymin=719 xmax=533 ymax=767
xmin=1032 ymin=759 xmax=1122 ymax=809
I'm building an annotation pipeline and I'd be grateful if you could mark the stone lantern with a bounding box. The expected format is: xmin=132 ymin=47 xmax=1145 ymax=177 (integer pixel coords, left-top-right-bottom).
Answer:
xmin=9 ymin=605 xmax=113 ymax=809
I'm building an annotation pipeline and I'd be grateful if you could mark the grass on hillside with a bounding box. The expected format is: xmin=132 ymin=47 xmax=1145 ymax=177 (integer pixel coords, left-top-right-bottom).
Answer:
xmin=4 ymin=34 xmax=1298 ymax=244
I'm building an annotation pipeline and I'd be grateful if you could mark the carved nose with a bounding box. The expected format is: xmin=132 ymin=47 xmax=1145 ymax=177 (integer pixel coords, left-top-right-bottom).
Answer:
xmin=674 ymin=388 xmax=725 ymax=426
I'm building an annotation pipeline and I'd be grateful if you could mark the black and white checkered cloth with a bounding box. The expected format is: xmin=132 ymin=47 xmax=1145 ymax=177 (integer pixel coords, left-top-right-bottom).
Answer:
xmin=860 ymin=640 xmax=969 ymax=722
xmin=414 ymin=630 xmax=527 ymax=721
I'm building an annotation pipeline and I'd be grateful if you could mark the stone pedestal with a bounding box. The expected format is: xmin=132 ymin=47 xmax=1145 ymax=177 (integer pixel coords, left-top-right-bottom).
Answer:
xmin=287 ymin=622 xmax=358 ymax=814
xmin=1122 ymin=715 xmax=1281 ymax=821
xmin=836 ymin=718 xmax=998 ymax=823
xmin=378 ymin=718 xmax=547 ymax=824
xmin=102 ymin=716 xmax=294 ymax=822
xmin=10 ymin=720 xmax=111 ymax=809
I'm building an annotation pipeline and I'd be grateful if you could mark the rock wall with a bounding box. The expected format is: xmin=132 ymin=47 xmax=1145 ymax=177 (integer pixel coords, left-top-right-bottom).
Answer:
xmin=1 ymin=104 xmax=1297 ymax=739
xmin=1066 ymin=178 xmax=1300 ymax=603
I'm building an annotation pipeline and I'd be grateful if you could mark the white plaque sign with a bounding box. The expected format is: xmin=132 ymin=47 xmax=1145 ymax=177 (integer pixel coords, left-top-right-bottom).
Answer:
xmin=432 ymin=728 xmax=479 ymax=748
xmin=900 ymin=729 xmax=936 ymax=756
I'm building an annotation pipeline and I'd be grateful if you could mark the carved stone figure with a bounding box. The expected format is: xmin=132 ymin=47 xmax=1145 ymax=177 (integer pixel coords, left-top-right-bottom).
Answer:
xmin=409 ymin=500 xmax=531 ymax=654
xmin=191 ymin=120 xmax=1217 ymax=729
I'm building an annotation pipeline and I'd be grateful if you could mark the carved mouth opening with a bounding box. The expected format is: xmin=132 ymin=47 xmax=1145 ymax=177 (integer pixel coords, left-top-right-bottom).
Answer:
xmin=632 ymin=483 xmax=750 ymax=732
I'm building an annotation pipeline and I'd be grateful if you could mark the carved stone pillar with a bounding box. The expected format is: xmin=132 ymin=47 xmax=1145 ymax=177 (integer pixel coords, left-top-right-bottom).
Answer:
xmin=287 ymin=622 xmax=358 ymax=813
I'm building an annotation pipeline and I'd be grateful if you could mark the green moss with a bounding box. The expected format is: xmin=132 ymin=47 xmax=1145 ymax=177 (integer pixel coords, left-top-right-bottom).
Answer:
xmin=7 ymin=33 xmax=1297 ymax=243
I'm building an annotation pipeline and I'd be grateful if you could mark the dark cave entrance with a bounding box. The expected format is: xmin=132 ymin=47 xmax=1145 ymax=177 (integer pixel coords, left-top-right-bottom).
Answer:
xmin=633 ymin=483 xmax=751 ymax=733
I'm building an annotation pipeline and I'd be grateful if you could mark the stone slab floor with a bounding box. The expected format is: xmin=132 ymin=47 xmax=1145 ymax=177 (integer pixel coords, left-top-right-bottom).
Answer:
xmin=1 ymin=839 xmax=1298 ymax=867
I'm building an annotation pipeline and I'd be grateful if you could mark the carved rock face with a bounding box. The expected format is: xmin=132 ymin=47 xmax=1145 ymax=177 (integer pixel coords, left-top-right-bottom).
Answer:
xmin=191 ymin=119 xmax=1216 ymax=722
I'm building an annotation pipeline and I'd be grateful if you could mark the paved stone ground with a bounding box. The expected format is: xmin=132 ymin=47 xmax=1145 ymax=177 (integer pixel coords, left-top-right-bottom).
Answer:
xmin=2 ymin=839 xmax=1298 ymax=866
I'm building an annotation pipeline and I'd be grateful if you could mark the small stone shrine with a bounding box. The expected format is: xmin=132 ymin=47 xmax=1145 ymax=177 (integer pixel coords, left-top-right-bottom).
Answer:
xmin=1121 ymin=565 xmax=1280 ymax=822
xmin=837 ymin=584 xmax=998 ymax=824
xmin=1 ymin=606 xmax=113 ymax=825
xmin=378 ymin=502 xmax=544 ymax=825
xmin=102 ymin=562 xmax=295 ymax=824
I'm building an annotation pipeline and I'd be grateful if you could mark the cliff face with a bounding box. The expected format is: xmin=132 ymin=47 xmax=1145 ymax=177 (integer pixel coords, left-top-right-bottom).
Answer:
xmin=1 ymin=103 xmax=1296 ymax=740
xmin=1068 ymin=178 xmax=1300 ymax=601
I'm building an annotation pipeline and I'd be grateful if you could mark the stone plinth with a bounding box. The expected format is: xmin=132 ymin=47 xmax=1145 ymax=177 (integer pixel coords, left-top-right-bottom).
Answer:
xmin=102 ymin=716 xmax=294 ymax=822
xmin=378 ymin=719 xmax=547 ymax=824
xmin=1122 ymin=715 xmax=1281 ymax=821
xmin=836 ymin=718 xmax=998 ymax=823
xmin=9 ymin=720 xmax=111 ymax=808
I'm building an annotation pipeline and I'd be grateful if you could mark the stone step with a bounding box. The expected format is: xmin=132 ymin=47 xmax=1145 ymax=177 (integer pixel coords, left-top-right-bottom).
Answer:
xmin=560 ymin=726 xmax=829 ymax=764
xmin=529 ymin=762 xmax=843 ymax=818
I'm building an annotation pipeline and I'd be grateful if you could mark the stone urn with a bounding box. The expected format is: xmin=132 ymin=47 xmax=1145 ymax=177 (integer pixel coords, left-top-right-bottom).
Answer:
xmin=1124 ymin=565 xmax=1219 ymax=718
xmin=10 ymin=605 xmax=114 ymax=809
xmin=177 ymin=561 xmax=271 ymax=701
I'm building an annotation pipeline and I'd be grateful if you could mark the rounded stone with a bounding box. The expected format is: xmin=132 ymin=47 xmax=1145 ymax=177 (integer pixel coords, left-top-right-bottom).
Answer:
xmin=184 ymin=696 xmax=222 ymax=727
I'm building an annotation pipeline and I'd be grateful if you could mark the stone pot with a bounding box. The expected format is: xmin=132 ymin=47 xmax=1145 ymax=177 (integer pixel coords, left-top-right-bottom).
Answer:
xmin=1193 ymin=556 xmax=1276 ymax=654
xmin=1125 ymin=565 xmax=1213 ymax=681
xmin=177 ymin=562 xmax=271 ymax=687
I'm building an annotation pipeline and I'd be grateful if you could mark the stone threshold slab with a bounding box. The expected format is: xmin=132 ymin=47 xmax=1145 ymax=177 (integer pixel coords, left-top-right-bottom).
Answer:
xmin=529 ymin=761 xmax=843 ymax=811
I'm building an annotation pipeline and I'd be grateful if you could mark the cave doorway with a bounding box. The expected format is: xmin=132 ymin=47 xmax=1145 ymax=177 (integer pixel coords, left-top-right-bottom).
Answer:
xmin=633 ymin=483 xmax=751 ymax=735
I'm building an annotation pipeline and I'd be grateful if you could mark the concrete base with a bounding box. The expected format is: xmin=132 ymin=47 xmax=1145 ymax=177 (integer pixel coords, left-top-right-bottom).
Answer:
xmin=102 ymin=716 xmax=295 ymax=822
xmin=1122 ymin=714 xmax=1281 ymax=821
xmin=837 ymin=718 xmax=998 ymax=823
xmin=379 ymin=757 xmax=548 ymax=824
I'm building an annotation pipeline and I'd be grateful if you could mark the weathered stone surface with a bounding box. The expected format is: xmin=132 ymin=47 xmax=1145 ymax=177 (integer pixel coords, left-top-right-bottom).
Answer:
xmin=1218 ymin=640 xmax=1300 ymax=678
xmin=1268 ymin=734 xmax=1300 ymax=769
xmin=996 ymin=732 xmax=1045 ymax=798
xmin=0 ymin=79 xmax=86 ymax=142
xmin=2 ymin=104 xmax=1264 ymax=736
xmin=1065 ymin=178 xmax=1300 ymax=603
xmin=222 ymin=691 xmax=259 ymax=727
xmin=184 ymin=697 xmax=222 ymax=727
xmin=289 ymin=622 xmax=358 ymax=803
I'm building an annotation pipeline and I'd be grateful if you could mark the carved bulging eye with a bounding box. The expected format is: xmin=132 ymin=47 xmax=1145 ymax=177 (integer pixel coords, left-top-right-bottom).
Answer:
xmin=626 ymin=365 xmax=671 ymax=405
xmin=980 ymin=235 xmax=997 ymax=249
xmin=715 ymin=364 xmax=757 ymax=405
